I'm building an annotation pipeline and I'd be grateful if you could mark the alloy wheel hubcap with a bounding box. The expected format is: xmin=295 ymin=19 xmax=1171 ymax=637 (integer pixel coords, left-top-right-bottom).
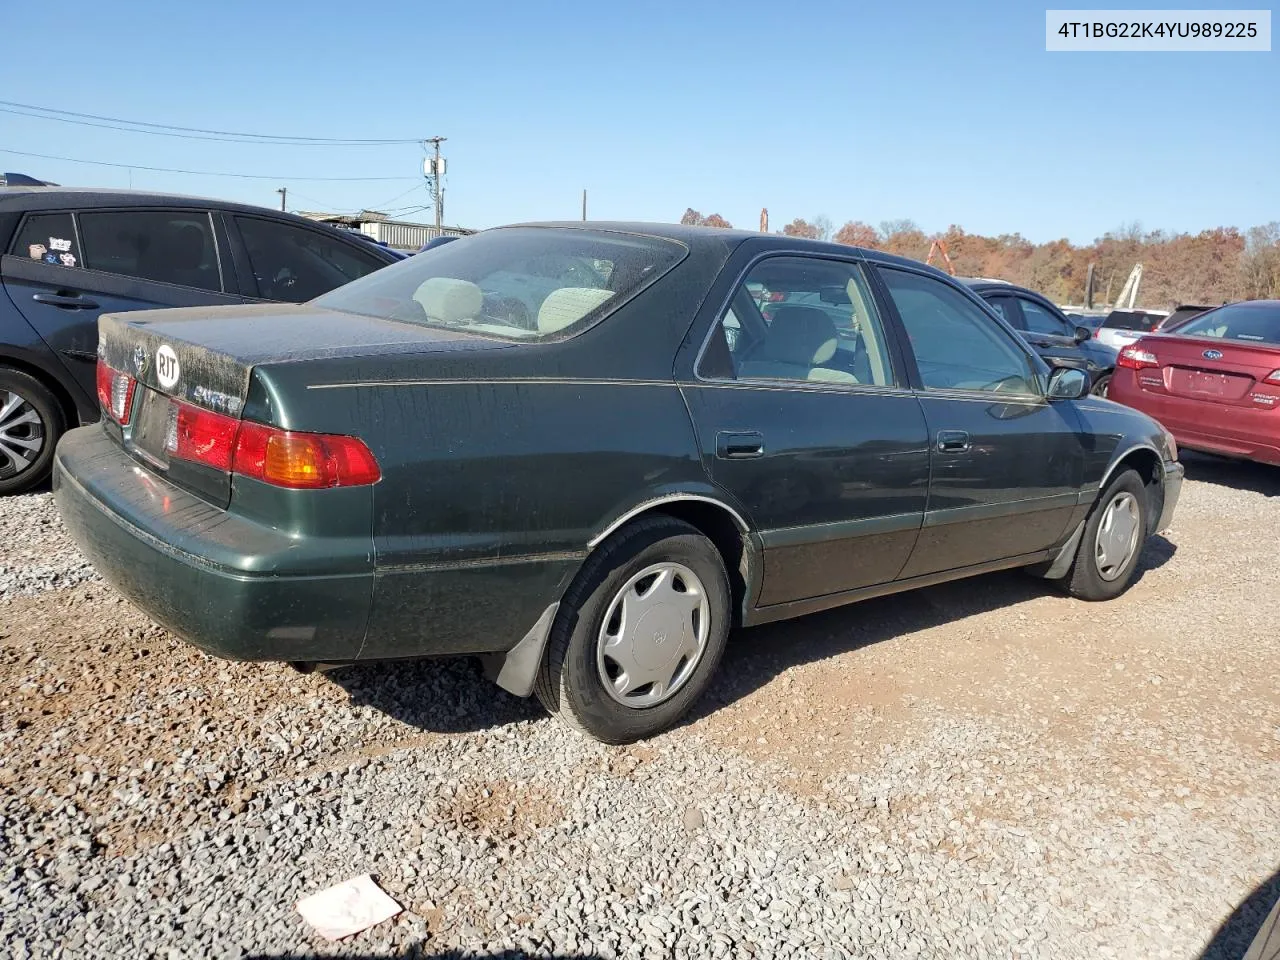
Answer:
xmin=1094 ymin=491 xmax=1141 ymax=581
xmin=0 ymin=390 xmax=45 ymax=479
xmin=596 ymin=562 xmax=710 ymax=708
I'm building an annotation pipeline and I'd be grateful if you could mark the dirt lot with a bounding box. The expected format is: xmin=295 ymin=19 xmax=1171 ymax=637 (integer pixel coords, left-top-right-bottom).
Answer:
xmin=1 ymin=453 xmax=1277 ymax=959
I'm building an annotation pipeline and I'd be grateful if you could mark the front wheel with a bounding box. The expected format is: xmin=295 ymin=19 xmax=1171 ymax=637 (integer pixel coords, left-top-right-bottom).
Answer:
xmin=0 ymin=367 xmax=65 ymax=496
xmin=1090 ymin=372 xmax=1113 ymax=398
xmin=534 ymin=516 xmax=731 ymax=744
xmin=1064 ymin=468 xmax=1149 ymax=601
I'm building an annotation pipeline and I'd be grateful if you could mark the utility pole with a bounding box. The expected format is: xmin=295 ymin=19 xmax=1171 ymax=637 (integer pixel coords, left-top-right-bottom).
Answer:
xmin=424 ymin=136 xmax=447 ymax=230
xmin=582 ymin=189 xmax=587 ymax=221
xmin=277 ymin=187 xmax=286 ymax=212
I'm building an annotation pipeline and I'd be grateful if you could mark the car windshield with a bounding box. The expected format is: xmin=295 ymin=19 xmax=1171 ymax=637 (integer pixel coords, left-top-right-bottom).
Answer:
xmin=1173 ymin=302 xmax=1280 ymax=344
xmin=313 ymin=227 xmax=686 ymax=339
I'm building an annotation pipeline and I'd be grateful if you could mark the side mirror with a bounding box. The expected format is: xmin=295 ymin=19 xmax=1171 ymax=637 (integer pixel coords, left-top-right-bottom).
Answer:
xmin=1047 ymin=366 xmax=1089 ymax=400
xmin=1074 ymin=325 xmax=1091 ymax=343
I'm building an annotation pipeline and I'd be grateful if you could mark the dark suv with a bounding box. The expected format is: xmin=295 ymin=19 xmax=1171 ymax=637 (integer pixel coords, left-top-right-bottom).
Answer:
xmin=0 ymin=185 xmax=401 ymax=493
xmin=961 ymin=279 xmax=1119 ymax=397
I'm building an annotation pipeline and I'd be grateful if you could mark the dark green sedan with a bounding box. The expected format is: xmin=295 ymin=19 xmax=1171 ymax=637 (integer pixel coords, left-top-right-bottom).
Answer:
xmin=53 ymin=223 xmax=1183 ymax=743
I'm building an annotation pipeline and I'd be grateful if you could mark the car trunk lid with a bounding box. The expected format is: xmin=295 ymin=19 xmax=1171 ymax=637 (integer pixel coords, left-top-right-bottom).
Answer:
xmin=1130 ymin=334 xmax=1280 ymax=407
xmin=97 ymin=303 xmax=508 ymax=506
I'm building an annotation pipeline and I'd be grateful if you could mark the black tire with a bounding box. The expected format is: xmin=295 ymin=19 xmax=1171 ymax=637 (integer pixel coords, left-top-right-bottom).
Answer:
xmin=0 ymin=367 xmax=65 ymax=496
xmin=1065 ymin=468 xmax=1149 ymax=601
xmin=1090 ymin=372 xmax=1113 ymax=398
xmin=534 ymin=516 xmax=731 ymax=744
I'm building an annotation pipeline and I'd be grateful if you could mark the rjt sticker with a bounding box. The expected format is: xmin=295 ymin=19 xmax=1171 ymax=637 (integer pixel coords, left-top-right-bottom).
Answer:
xmin=1047 ymin=10 xmax=1272 ymax=50
xmin=155 ymin=344 xmax=180 ymax=389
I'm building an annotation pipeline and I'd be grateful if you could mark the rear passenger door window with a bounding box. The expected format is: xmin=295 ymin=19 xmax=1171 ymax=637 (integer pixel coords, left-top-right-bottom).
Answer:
xmin=10 ymin=213 xmax=81 ymax=268
xmin=78 ymin=211 xmax=222 ymax=292
xmin=1018 ymin=298 xmax=1072 ymax=336
xmin=234 ymin=217 xmax=384 ymax=303
xmin=984 ymin=295 xmax=1024 ymax=330
xmin=878 ymin=267 xmax=1038 ymax=396
xmin=700 ymin=256 xmax=896 ymax=387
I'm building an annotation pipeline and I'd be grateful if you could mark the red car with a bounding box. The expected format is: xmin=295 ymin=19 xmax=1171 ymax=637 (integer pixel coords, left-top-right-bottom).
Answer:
xmin=1109 ymin=300 xmax=1280 ymax=465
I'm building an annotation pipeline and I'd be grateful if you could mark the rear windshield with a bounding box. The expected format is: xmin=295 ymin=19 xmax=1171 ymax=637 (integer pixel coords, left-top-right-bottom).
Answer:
xmin=1174 ymin=302 xmax=1280 ymax=345
xmin=312 ymin=227 xmax=686 ymax=340
xmin=1162 ymin=307 xmax=1210 ymax=330
xmin=1102 ymin=310 xmax=1160 ymax=331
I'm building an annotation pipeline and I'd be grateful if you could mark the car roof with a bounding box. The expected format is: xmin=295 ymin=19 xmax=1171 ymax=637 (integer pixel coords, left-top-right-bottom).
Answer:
xmin=0 ymin=185 xmax=322 ymax=221
xmin=502 ymin=221 xmax=942 ymax=273
xmin=958 ymin=276 xmax=1041 ymax=297
xmin=0 ymin=186 xmax=401 ymax=260
xmin=1205 ymin=298 xmax=1280 ymax=310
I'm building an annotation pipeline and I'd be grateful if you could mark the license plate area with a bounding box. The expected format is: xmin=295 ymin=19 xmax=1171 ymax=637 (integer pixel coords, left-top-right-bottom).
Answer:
xmin=126 ymin=387 xmax=176 ymax=468
xmin=1168 ymin=366 xmax=1252 ymax=401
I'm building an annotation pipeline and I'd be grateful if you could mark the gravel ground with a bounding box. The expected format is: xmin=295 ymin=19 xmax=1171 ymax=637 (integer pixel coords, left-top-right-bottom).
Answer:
xmin=1 ymin=453 xmax=1277 ymax=959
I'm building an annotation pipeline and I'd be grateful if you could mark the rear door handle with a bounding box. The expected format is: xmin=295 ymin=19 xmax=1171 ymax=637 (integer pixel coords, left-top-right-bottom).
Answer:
xmin=717 ymin=430 xmax=765 ymax=460
xmin=936 ymin=429 xmax=971 ymax=452
xmin=33 ymin=292 xmax=99 ymax=310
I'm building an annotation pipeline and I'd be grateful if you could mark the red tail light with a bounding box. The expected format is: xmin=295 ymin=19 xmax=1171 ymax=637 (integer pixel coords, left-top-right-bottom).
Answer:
xmin=1265 ymin=370 xmax=1280 ymax=384
xmin=1117 ymin=346 xmax=1159 ymax=370
xmin=164 ymin=400 xmax=380 ymax=488
xmin=96 ymin=359 xmax=137 ymax=425
xmin=233 ymin=421 xmax=381 ymax=489
xmin=170 ymin=403 xmax=239 ymax=472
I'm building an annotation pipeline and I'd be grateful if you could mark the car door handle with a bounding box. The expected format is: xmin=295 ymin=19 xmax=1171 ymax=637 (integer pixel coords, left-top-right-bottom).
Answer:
xmin=717 ymin=430 xmax=765 ymax=460
xmin=936 ymin=429 xmax=971 ymax=452
xmin=33 ymin=292 xmax=99 ymax=310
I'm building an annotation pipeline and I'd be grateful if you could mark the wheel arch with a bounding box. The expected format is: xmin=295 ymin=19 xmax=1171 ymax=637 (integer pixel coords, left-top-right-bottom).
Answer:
xmin=0 ymin=350 xmax=91 ymax=430
xmin=1101 ymin=444 xmax=1164 ymax=534
xmin=589 ymin=493 xmax=758 ymax=628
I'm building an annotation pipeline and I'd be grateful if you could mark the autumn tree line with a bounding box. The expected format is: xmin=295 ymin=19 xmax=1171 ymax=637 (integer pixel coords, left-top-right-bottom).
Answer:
xmin=679 ymin=208 xmax=1280 ymax=309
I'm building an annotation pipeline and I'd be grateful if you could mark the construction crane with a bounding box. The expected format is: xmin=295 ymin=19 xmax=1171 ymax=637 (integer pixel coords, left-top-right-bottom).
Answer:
xmin=926 ymin=238 xmax=956 ymax=276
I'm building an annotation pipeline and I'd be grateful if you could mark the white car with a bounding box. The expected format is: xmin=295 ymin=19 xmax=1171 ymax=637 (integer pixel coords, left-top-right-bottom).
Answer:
xmin=1092 ymin=309 xmax=1170 ymax=350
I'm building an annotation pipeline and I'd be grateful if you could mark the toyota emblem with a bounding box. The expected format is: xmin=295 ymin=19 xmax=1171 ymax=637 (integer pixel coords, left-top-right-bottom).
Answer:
xmin=132 ymin=344 xmax=148 ymax=375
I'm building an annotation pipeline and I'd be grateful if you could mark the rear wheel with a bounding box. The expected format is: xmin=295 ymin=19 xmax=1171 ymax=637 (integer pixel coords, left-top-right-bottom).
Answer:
xmin=0 ymin=367 xmax=64 ymax=496
xmin=535 ymin=516 xmax=731 ymax=744
xmin=1090 ymin=372 xmax=1113 ymax=398
xmin=1065 ymin=468 xmax=1148 ymax=601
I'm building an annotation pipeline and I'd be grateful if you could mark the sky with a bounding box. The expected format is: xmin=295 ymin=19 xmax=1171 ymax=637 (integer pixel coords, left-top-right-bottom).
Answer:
xmin=1 ymin=0 xmax=1276 ymax=244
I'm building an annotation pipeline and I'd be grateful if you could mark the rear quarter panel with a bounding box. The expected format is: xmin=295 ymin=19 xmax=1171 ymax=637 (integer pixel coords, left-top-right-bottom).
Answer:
xmin=249 ymin=239 xmax=737 ymax=658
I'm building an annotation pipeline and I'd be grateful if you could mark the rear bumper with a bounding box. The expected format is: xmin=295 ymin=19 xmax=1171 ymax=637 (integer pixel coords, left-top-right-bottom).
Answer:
xmin=52 ymin=425 xmax=373 ymax=661
xmin=1111 ymin=374 xmax=1280 ymax=465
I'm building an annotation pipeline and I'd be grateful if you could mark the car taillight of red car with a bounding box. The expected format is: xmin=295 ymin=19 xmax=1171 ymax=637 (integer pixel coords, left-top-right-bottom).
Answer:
xmin=1117 ymin=346 xmax=1160 ymax=371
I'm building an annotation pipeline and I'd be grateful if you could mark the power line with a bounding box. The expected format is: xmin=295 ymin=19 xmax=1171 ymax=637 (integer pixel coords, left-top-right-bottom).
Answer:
xmin=0 ymin=106 xmax=405 ymax=147
xmin=367 ymin=182 xmax=427 ymax=211
xmin=0 ymin=148 xmax=418 ymax=182
xmin=284 ymin=190 xmax=345 ymax=210
xmin=0 ymin=100 xmax=421 ymax=146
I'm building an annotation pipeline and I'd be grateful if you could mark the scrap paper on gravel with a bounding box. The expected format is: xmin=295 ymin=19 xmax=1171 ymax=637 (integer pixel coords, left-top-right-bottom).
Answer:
xmin=296 ymin=874 xmax=401 ymax=941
